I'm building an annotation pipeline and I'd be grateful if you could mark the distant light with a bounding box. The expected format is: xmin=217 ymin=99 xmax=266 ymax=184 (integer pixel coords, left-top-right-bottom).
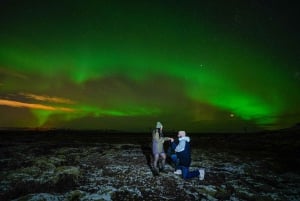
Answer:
xmin=230 ymin=113 xmax=235 ymax=118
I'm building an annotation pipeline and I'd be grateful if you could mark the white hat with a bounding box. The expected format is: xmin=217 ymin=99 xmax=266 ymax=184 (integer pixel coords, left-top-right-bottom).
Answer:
xmin=178 ymin=131 xmax=186 ymax=137
xmin=156 ymin=121 xmax=163 ymax=129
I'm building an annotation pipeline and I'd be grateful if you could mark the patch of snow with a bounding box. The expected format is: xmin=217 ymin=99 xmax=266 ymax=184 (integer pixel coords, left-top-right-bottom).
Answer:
xmin=119 ymin=186 xmax=142 ymax=197
xmin=82 ymin=193 xmax=111 ymax=201
xmin=200 ymin=185 xmax=217 ymax=193
xmin=12 ymin=193 xmax=63 ymax=201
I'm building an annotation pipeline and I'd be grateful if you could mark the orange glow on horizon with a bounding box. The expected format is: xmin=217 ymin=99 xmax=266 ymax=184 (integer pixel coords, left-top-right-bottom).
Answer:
xmin=0 ymin=99 xmax=74 ymax=112
xmin=20 ymin=93 xmax=75 ymax=104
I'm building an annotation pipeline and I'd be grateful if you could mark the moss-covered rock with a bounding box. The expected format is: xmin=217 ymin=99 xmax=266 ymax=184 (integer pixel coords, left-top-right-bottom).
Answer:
xmin=65 ymin=190 xmax=85 ymax=201
xmin=52 ymin=166 xmax=81 ymax=192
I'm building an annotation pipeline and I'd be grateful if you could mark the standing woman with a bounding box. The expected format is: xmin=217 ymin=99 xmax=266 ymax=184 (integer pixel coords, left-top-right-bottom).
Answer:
xmin=152 ymin=121 xmax=171 ymax=174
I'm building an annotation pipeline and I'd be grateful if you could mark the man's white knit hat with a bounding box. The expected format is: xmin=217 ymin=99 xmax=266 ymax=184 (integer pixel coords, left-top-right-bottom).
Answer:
xmin=178 ymin=130 xmax=186 ymax=137
xmin=156 ymin=121 xmax=163 ymax=129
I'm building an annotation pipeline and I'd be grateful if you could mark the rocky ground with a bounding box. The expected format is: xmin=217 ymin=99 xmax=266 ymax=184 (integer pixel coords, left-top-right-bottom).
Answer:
xmin=0 ymin=130 xmax=299 ymax=201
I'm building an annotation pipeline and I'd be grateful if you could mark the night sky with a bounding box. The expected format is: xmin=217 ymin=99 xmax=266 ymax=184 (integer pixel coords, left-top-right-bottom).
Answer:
xmin=1 ymin=0 xmax=299 ymax=132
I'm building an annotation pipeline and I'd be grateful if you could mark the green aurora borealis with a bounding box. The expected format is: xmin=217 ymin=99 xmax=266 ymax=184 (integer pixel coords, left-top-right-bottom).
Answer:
xmin=0 ymin=0 xmax=299 ymax=132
